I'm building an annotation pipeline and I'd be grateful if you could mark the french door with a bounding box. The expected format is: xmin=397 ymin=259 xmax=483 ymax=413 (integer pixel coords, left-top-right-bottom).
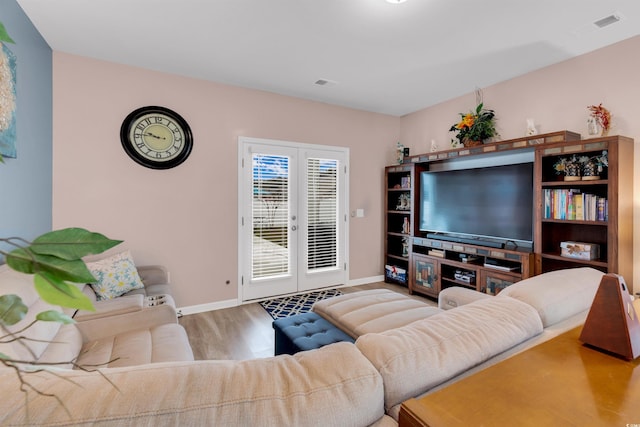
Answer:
xmin=238 ymin=137 xmax=348 ymax=302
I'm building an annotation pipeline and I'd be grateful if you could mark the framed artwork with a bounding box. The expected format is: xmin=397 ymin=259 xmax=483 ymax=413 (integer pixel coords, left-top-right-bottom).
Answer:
xmin=0 ymin=42 xmax=16 ymax=159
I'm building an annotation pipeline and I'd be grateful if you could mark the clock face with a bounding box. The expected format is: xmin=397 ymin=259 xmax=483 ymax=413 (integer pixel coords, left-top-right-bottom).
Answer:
xmin=120 ymin=106 xmax=193 ymax=169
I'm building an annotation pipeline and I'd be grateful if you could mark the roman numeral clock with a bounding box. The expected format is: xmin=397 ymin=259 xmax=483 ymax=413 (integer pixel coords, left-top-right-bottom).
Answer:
xmin=120 ymin=106 xmax=193 ymax=169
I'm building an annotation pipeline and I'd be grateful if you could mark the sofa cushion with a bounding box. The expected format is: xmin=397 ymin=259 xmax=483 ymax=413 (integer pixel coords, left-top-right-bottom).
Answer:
xmin=356 ymin=296 xmax=543 ymax=412
xmin=0 ymin=342 xmax=386 ymax=427
xmin=87 ymin=250 xmax=145 ymax=300
xmin=0 ymin=265 xmax=64 ymax=363
xmin=498 ymin=267 xmax=604 ymax=328
xmin=313 ymin=289 xmax=442 ymax=338
xmin=76 ymin=323 xmax=194 ymax=368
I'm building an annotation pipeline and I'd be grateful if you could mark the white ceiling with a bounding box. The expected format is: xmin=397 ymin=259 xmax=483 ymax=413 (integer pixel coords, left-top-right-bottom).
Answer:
xmin=16 ymin=0 xmax=640 ymax=116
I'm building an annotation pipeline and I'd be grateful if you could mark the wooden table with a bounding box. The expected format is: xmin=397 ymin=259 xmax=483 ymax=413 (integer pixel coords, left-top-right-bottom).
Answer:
xmin=399 ymin=327 xmax=640 ymax=427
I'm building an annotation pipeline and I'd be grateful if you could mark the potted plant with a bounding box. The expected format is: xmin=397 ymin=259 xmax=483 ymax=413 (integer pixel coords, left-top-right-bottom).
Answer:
xmin=450 ymin=102 xmax=498 ymax=147
xmin=553 ymin=155 xmax=581 ymax=181
xmin=578 ymin=150 xmax=608 ymax=181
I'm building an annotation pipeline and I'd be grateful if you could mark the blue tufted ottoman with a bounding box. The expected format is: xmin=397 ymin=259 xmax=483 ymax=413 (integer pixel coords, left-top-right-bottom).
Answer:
xmin=273 ymin=311 xmax=355 ymax=355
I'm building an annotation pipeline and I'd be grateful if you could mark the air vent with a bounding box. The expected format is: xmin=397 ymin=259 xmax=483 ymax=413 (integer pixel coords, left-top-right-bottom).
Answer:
xmin=314 ymin=79 xmax=338 ymax=87
xmin=594 ymin=14 xmax=621 ymax=28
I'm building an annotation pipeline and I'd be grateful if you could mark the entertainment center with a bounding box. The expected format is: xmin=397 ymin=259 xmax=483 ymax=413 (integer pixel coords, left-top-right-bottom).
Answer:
xmin=384 ymin=130 xmax=634 ymax=298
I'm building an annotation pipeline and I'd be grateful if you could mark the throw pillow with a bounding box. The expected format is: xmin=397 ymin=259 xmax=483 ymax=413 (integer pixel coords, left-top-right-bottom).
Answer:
xmin=87 ymin=250 xmax=144 ymax=300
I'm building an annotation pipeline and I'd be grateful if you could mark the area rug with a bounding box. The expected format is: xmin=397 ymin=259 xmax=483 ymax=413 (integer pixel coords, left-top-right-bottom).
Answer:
xmin=260 ymin=289 xmax=343 ymax=319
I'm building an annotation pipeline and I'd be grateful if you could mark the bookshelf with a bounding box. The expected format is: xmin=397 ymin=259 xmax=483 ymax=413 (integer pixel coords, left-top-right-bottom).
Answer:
xmin=534 ymin=135 xmax=634 ymax=283
xmin=384 ymin=164 xmax=416 ymax=286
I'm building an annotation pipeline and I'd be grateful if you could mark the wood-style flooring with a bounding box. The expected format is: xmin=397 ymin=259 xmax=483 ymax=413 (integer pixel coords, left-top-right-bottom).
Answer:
xmin=178 ymin=281 xmax=437 ymax=361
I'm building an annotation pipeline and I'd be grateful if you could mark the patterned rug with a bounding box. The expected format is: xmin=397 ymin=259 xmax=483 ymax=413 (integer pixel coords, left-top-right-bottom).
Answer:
xmin=259 ymin=289 xmax=343 ymax=319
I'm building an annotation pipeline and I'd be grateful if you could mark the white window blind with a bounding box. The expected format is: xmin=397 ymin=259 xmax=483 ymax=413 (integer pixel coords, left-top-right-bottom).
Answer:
xmin=307 ymin=158 xmax=338 ymax=271
xmin=251 ymin=154 xmax=290 ymax=279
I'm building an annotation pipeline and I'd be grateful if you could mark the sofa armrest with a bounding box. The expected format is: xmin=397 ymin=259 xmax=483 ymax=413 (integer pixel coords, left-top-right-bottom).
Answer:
xmin=137 ymin=265 xmax=169 ymax=287
xmin=438 ymin=286 xmax=492 ymax=310
xmin=74 ymin=304 xmax=178 ymax=342
xmin=74 ymin=294 xmax=144 ymax=322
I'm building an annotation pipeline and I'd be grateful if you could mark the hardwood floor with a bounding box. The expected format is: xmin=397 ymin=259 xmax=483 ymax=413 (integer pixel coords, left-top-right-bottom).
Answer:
xmin=178 ymin=281 xmax=437 ymax=361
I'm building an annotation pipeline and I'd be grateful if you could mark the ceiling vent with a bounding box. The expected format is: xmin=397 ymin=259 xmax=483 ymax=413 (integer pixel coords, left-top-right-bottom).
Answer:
xmin=314 ymin=79 xmax=338 ymax=87
xmin=594 ymin=14 xmax=621 ymax=28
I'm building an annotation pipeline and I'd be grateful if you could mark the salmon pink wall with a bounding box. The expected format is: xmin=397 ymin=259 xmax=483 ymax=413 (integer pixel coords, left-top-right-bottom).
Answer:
xmin=53 ymin=35 xmax=640 ymax=308
xmin=52 ymin=53 xmax=400 ymax=308
xmin=400 ymin=35 xmax=640 ymax=288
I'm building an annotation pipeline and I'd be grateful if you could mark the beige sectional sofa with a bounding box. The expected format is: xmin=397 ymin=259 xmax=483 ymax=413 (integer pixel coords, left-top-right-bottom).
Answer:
xmin=0 ymin=266 xmax=605 ymax=426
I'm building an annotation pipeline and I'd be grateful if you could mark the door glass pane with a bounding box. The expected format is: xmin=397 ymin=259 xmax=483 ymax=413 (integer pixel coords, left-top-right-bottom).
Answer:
xmin=307 ymin=157 xmax=338 ymax=271
xmin=252 ymin=154 xmax=290 ymax=279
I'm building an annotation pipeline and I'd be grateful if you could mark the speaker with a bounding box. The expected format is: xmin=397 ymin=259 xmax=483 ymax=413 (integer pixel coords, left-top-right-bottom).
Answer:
xmin=579 ymin=274 xmax=640 ymax=360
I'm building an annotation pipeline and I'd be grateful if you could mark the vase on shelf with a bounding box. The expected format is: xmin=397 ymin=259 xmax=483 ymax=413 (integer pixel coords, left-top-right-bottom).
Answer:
xmin=587 ymin=117 xmax=600 ymax=136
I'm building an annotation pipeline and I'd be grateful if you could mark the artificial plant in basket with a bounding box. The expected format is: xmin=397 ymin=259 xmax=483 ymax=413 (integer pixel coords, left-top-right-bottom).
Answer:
xmin=450 ymin=102 xmax=498 ymax=147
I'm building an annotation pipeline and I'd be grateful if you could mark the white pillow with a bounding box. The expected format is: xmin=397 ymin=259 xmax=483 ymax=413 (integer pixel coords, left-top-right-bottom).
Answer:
xmin=87 ymin=250 xmax=144 ymax=300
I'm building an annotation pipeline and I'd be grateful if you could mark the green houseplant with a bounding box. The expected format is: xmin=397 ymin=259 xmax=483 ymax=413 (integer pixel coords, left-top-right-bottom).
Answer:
xmin=450 ymin=102 xmax=498 ymax=147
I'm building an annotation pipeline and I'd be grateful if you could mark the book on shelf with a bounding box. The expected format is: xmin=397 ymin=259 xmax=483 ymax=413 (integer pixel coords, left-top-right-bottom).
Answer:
xmin=542 ymin=188 xmax=607 ymax=222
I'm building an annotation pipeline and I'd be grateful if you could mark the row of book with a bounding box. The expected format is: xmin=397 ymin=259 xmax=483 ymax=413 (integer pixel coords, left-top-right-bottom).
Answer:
xmin=542 ymin=189 xmax=607 ymax=221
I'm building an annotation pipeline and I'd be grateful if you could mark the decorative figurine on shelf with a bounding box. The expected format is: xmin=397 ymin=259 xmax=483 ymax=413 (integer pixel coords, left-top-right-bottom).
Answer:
xmin=526 ymin=118 xmax=538 ymax=136
xmin=401 ymin=237 xmax=409 ymax=257
xmin=402 ymin=217 xmax=410 ymax=234
xmin=526 ymin=119 xmax=543 ymax=144
xmin=396 ymin=141 xmax=404 ymax=164
xmin=430 ymin=139 xmax=438 ymax=152
xmin=396 ymin=193 xmax=411 ymax=210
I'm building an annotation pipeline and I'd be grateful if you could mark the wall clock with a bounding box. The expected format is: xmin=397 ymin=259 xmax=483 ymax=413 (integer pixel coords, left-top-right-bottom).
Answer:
xmin=120 ymin=106 xmax=193 ymax=169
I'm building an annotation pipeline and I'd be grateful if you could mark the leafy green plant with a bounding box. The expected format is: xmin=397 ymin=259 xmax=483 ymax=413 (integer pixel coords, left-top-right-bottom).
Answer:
xmin=449 ymin=102 xmax=498 ymax=145
xmin=1 ymin=228 xmax=121 ymax=313
xmin=1 ymin=228 xmax=121 ymax=397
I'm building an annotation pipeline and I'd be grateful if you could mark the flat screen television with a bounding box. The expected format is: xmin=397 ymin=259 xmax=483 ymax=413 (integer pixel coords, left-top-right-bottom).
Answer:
xmin=419 ymin=162 xmax=534 ymax=246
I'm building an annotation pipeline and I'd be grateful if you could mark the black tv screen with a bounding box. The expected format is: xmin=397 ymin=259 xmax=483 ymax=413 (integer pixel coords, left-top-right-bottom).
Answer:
xmin=419 ymin=162 xmax=533 ymax=243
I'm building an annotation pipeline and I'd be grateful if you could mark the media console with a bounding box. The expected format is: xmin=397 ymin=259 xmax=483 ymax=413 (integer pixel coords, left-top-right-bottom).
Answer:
xmin=410 ymin=236 xmax=533 ymax=298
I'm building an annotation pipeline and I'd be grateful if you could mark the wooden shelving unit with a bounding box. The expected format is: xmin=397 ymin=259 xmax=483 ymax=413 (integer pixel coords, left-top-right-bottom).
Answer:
xmin=384 ymin=130 xmax=634 ymax=298
xmin=384 ymin=164 xmax=415 ymax=286
xmin=534 ymin=135 xmax=634 ymax=284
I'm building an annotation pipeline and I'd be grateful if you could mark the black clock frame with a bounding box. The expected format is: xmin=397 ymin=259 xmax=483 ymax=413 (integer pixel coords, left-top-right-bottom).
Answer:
xmin=120 ymin=106 xmax=193 ymax=170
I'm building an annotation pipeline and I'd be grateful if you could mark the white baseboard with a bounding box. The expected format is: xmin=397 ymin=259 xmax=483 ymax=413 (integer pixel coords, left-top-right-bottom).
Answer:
xmin=178 ymin=275 xmax=385 ymax=316
xmin=178 ymin=298 xmax=238 ymax=316
xmin=346 ymin=275 xmax=385 ymax=286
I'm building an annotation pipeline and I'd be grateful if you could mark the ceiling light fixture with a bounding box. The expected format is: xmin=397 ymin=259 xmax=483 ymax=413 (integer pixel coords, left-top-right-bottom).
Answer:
xmin=386 ymin=0 xmax=407 ymax=4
